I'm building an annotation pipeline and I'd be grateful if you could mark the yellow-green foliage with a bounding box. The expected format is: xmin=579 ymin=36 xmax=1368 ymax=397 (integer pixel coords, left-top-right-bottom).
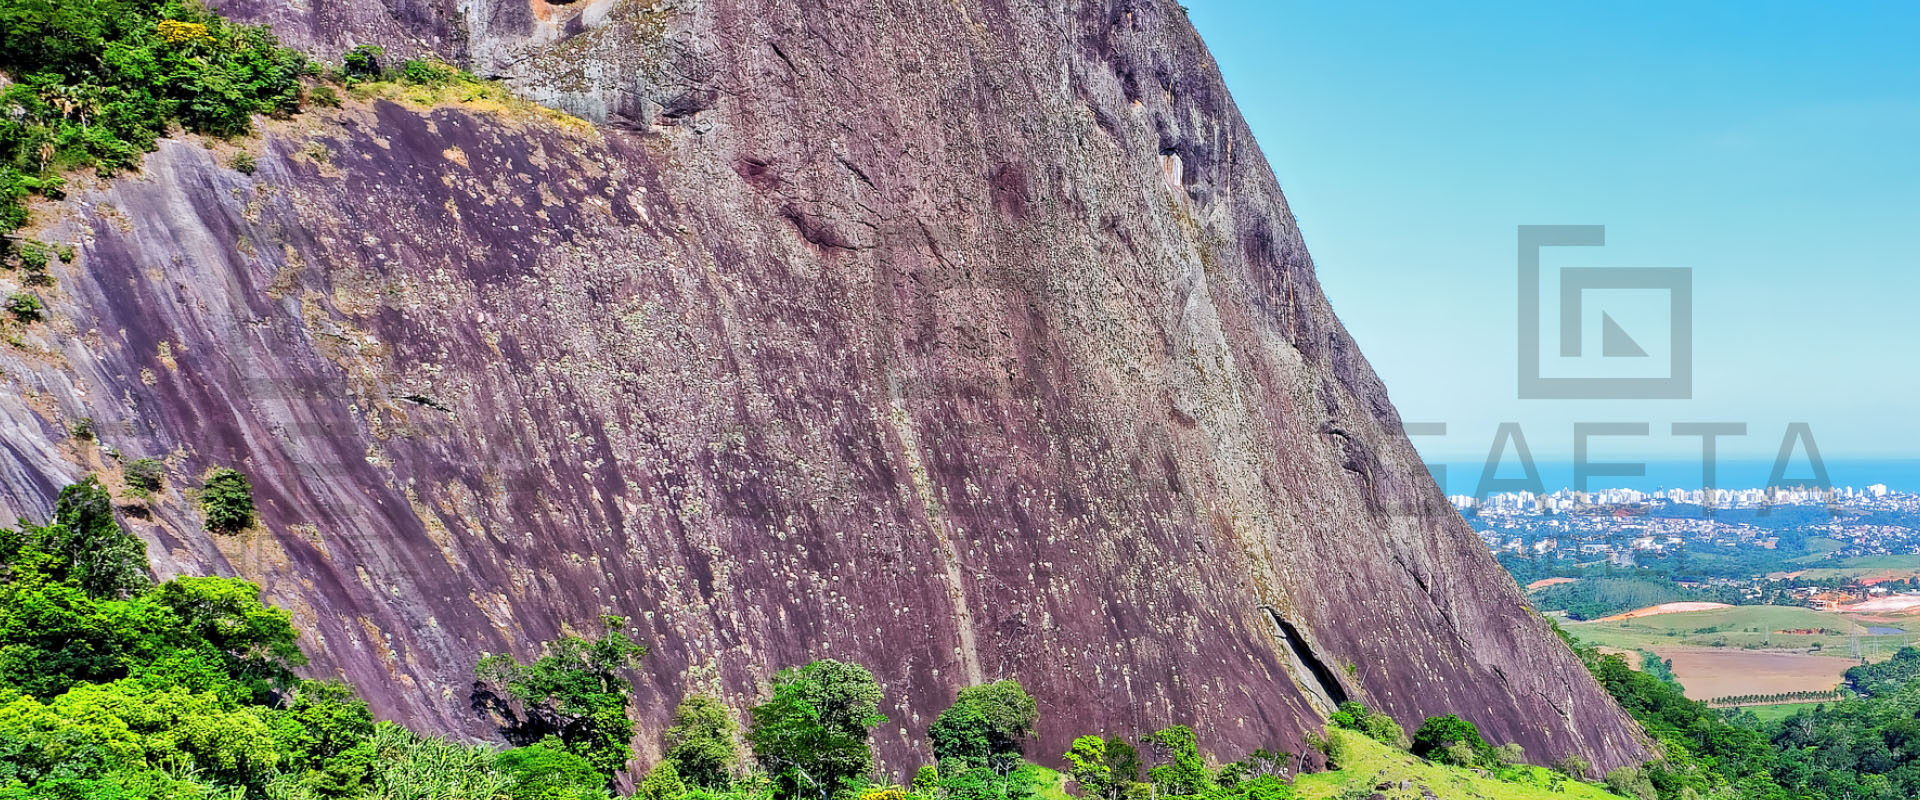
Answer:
xmin=345 ymin=69 xmax=597 ymax=137
xmin=1291 ymin=731 xmax=1616 ymax=800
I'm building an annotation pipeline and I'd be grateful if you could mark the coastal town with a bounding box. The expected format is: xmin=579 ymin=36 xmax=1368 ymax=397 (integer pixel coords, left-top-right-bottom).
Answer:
xmin=1453 ymin=484 xmax=1920 ymax=565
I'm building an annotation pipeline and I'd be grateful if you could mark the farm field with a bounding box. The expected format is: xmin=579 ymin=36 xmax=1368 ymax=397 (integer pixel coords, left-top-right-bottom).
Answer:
xmin=1738 ymin=701 xmax=1830 ymax=723
xmin=1662 ymin=648 xmax=1852 ymax=701
xmin=1567 ymin=604 xmax=1916 ymax=657
xmin=1773 ymin=554 xmax=1920 ymax=584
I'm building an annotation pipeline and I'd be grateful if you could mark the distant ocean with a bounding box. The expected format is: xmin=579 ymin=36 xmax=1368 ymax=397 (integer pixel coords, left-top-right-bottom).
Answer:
xmin=1421 ymin=458 xmax=1920 ymax=496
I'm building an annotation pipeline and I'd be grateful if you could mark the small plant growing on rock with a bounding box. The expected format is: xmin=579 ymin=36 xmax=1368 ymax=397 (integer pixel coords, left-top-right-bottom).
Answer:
xmin=126 ymin=458 xmax=167 ymax=493
xmin=200 ymin=467 xmax=255 ymax=532
xmin=342 ymin=44 xmax=384 ymax=80
xmin=70 ymin=417 xmax=95 ymax=441
xmin=400 ymin=59 xmax=460 ymax=86
xmin=10 ymin=241 xmax=47 ymax=272
xmin=229 ymin=152 xmax=258 ymax=175
xmin=308 ymin=84 xmax=341 ymax=108
xmin=6 ymin=293 xmax=43 ymax=322
xmin=6 ymin=241 xmax=53 ymax=286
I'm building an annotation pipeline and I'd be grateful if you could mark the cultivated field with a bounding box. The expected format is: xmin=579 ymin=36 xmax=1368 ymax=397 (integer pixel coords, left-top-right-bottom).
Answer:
xmin=1662 ymin=648 xmax=1852 ymax=701
xmin=1773 ymin=554 xmax=1920 ymax=584
xmin=1568 ymin=604 xmax=1916 ymax=656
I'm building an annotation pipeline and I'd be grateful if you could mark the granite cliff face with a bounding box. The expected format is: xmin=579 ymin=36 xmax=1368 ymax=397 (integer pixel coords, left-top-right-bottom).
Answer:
xmin=0 ymin=0 xmax=1647 ymax=773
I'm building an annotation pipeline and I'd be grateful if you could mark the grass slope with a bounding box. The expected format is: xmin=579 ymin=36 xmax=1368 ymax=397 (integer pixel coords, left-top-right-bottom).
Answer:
xmin=1291 ymin=731 xmax=1615 ymax=800
xmin=1028 ymin=766 xmax=1074 ymax=800
xmin=1736 ymin=701 xmax=1830 ymax=723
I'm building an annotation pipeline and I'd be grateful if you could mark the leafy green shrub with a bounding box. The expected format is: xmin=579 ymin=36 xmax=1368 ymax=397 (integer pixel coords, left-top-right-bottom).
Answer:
xmin=1409 ymin=715 xmax=1491 ymax=767
xmin=749 ymin=659 xmax=886 ymax=800
xmin=1550 ymin=753 xmax=1591 ymax=780
xmin=1142 ymin=725 xmax=1214 ymax=797
xmin=1329 ymin=701 xmax=1405 ymax=748
xmin=342 ymin=44 xmax=385 ymax=79
xmin=1604 ymin=766 xmax=1656 ymax=800
xmin=930 ymin=679 xmax=1038 ymax=770
xmin=497 ymin=738 xmax=605 ymax=800
xmin=229 ymin=151 xmax=258 ymax=175
xmin=200 ymin=466 xmax=255 ymax=532
xmin=9 ymin=240 xmax=48 ymax=272
xmin=637 ymin=760 xmax=689 ymax=800
xmin=401 ymin=58 xmax=463 ymax=86
xmin=474 ymin=617 xmax=649 ymax=780
xmin=664 ymin=693 xmax=740 ymax=788
xmin=125 ymin=457 xmax=166 ymax=492
xmin=69 ymin=417 xmax=95 ymax=441
xmin=0 ymin=0 xmax=311 ymax=230
xmin=309 ymin=84 xmax=342 ymax=107
xmin=6 ymin=292 xmax=43 ymax=322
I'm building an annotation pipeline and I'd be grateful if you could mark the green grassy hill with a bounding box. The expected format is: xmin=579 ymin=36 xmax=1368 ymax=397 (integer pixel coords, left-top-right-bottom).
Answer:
xmin=1292 ymin=731 xmax=1616 ymax=800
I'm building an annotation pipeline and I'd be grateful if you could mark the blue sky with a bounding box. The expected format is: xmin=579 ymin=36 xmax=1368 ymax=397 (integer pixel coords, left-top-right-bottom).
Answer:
xmin=1185 ymin=2 xmax=1919 ymax=475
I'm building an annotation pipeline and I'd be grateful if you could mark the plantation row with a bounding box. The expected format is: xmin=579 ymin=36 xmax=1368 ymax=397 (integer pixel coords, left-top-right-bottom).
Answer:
xmin=1704 ymin=690 xmax=1849 ymax=708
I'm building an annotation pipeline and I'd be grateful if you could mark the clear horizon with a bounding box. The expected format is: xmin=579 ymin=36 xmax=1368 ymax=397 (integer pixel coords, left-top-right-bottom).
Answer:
xmin=1188 ymin=2 xmax=1919 ymax=463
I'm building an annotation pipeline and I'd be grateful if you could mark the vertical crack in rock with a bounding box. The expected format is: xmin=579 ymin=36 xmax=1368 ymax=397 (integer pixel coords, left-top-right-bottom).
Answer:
xmin=1261 ymin=605 xmax=1350 ymax=716
xmin=888 ymin=376 xmax=984 ymax=686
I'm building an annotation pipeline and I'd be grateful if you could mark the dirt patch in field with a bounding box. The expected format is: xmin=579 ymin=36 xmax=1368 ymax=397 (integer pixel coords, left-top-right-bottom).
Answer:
xmin=1597 ymin=647 xmax=1643 ymax=670
xmin=1526 ymin=577 xmax=1580 ymax=591
xmin=1599 ymin=601 xmax=1732 ymax=621
xmin=1662 ymin=648 xmax=1851 ymax=700
xmin=1841 ymin=595 xmax=1920 ymax=613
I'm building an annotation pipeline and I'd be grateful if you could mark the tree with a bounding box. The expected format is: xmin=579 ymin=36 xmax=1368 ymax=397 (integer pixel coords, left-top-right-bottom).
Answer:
xmin=1141 ymin=726 xmax=1212 ymax=797
xmin=930 ymin=680 xmax=1038 ymax=771
xmin=200 ymin=467 xmax=256 ymax=532
xmin=1410 ymin=715 xmax=1489 ymax=767
xmin=748 ymin=659 xmax=886 ymax=800
xmin=637 ymin=760 xmax=689 ymax=800
xmin=1605 ymin=766 xmax=1656 ymax=800
xmin=1103 ymin=735 xmax=1142 ymax=793
xmin=1063 ymin=736 xmax=1112 ymax=800
xmin=151 ymin=575 xmax=307 ymax=692
xmin=474 ymin=617 xmax=649 ymax=779
xmin=3 ymin=475 xmax=150 ymax=597
xmin=496 ymin=738 xmax=604 ymax=800
xmin=665 ymin=693 xmax=739 ymax=788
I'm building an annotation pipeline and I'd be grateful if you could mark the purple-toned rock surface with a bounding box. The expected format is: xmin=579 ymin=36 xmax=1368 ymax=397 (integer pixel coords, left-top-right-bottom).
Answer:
xmin=0 ymin=0 xmax=1646 ymax=775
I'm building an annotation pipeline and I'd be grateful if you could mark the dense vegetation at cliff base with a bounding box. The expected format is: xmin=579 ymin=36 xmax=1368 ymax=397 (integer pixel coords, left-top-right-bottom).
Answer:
xmin=0 ymin=0 xmax=313 ymax=230
xmin=0 ymin=476 xmax=1639 ymax=799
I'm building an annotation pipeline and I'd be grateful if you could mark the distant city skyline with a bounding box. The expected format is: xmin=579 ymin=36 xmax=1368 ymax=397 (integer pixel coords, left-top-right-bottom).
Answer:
xmin=1189 ymin=2 xmax=1920 ymax=462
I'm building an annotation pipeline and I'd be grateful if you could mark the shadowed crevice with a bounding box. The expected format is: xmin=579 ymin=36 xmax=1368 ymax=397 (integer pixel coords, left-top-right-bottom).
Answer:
xmin=1262 ymin=605 xmax=1350 ymax=716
